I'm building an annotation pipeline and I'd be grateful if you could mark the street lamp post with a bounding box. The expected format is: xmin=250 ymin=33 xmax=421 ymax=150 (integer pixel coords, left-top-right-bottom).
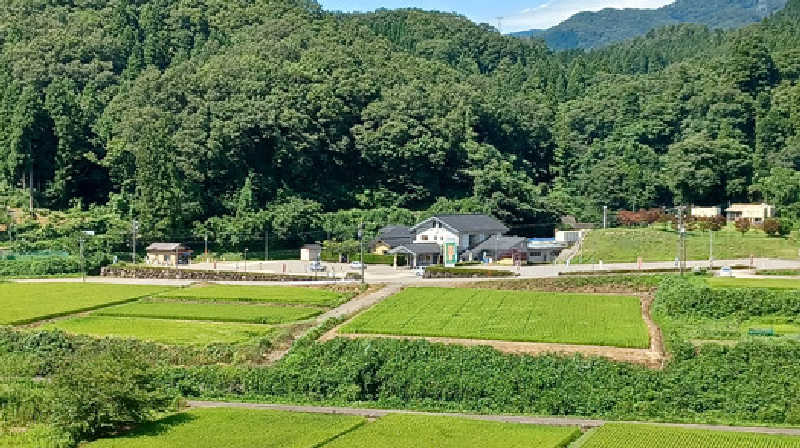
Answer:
xmin=244 ymin=248 xmax=248 ymax=273
xmin=358 ymin=222 xmax=365 ymax=285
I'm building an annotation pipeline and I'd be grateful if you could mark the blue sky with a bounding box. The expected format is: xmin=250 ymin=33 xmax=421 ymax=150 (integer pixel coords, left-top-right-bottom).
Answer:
xmin=319 ymin=0 xmax=675 ymax=32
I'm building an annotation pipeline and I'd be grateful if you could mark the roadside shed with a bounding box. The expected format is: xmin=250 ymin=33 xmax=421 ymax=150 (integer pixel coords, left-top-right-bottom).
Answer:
xmin=145 ymin=243 xmax=193 ymax=266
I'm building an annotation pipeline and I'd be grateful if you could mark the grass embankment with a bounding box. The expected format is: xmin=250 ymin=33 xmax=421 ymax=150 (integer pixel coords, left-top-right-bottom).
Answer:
xmin=706 ymin=277 xmax=800 ymax=290
xmin=578 ymin=424 xmax=800 ymax=447
xmin=0 ymin=283 xmax=171 ymax=325
xmin=41 ymin=316 xmax=275 ymax=345
xmin=156 ymin=285 xmax=345 ymax=306
xmin=85 ymin=409 xmax=580 ymax=448
xmin=341 ymin=287 xmax=650 ymax=348
xmin=580 ymin=228 xmax=799 ymax=263
xmin=95 ymin=301 xmax=322 ymax=324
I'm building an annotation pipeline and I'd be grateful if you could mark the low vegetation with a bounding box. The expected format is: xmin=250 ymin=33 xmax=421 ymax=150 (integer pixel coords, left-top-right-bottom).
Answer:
xmin=95 ymin=301 xmax=322 ymax=324
xmin=578 ymin=424 xmax=800 ymax=447
xmin=580 ymin=228 xmax=800 ymax=263
xmin=340 ymin=287 xmax=650 ymax=348
xmin=156 ymin=285 xmax=347 ymax=307
xmin=756 ymin=269 xmax=800 ymax=276
xmin=41 ymin=316 xmax=276 ymax=346
xmin=324 ymin=414 xmax=580 ymax=448
xmin=462 ymin=275 xmax=669 ymax=293
xmin=0 ymin=283 xmax=171 ymax=325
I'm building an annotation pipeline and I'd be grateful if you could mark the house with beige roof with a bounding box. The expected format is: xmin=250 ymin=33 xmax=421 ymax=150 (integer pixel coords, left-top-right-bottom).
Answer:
xmin=725 ymin=203 xmax=775 ymax=224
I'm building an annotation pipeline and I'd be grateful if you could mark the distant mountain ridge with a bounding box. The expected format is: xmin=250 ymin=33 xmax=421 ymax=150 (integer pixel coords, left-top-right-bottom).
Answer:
xmin=512 ymin=0 xmax=788 ymax=50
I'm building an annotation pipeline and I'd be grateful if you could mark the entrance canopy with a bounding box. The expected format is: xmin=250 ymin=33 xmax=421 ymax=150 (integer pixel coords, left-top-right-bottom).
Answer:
xmin=388 ymin=243 xmax=441 ymax=269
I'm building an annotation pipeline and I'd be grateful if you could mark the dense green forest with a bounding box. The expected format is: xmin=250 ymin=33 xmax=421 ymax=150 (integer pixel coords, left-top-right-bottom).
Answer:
xmin=1 ymin=0 xmax=800 ymax=243
xmin=513 ymin=0 xmax=788 ymax=50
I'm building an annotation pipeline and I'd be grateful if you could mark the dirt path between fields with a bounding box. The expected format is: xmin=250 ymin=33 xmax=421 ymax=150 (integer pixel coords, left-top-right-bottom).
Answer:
xmin=321 ymin=288 xmax=667 ymax=369
xmin=186 ymin=401 xmax=800 ymax=436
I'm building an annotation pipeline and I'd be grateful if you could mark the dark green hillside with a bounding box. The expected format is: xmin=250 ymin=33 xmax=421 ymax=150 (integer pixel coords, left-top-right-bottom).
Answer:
xmin=514 ymin=0 xmax=788 ymax=50
xmin=1 ymin=0 xmax=800 ymax=242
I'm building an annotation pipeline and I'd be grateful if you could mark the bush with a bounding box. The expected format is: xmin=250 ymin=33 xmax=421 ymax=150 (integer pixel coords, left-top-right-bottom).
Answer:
xmin=48 ymin=345 xmax=176 ymax=440
xmin=0 ymin=254 xmax=112 ymax=277
xmin=763 ymin=218 xmax=780 ymax=236
xmin=735 ymin=218 xmax=751 ymax=235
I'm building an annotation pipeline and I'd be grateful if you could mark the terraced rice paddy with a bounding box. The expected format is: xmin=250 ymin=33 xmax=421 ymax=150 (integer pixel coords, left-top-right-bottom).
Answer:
xmin=579 ymin=424 xmax=800 ymax=448
xmin=0 ymin=283 xmax=171 ymax=325
xmin=95 ymin=300 xmax=322 ymax=324
xmin=84 ymin=409 xmax=581 ymax=448
xmin=341 ymin=287 xmax=650 ymax=348
xmin=156 ymin=285 xmax=344 ymax=306
xmin=40 ymin=316 xmax=275 ymax=345
xmin=324 ymin=414 xmax=580 ymax=448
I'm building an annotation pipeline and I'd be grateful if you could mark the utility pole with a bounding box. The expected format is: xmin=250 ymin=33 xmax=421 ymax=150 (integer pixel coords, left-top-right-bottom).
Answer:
xmin=676 ymin=206 xmax=687 ymax=276
xmin=79 ymin=235 xmax=85 ymax=283
xmin=603 ymin=206 xmax=608 ymax=229
xmin=204 ymin=233 xmax=208 ymax=261
xmin=358 ymin=222 xmax=365 ymax=285
xmin=244 ymin=248 xmax=248 ymax=273
xmin=131 ymin=218 xmax=138 ymax=264
xmin=709 ymin=230 xmax=714 ymax=269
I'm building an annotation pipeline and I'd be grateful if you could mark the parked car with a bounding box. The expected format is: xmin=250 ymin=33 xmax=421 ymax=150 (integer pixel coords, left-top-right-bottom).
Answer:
xmin=415 ymin=266 xmax=427 ymax=277
xmin=309 ymin=261 xmax=326 ymax=272
xmin=350 ymin=261 xmax=366 ymax=270
xmin=719 ymin=266 xmax=734 ymax=277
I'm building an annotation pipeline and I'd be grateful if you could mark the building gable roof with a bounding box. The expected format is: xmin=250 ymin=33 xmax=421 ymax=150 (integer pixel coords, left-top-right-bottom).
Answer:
xmin=469 ymin=236 xmax=527 ymax=255
xmin=146 ymin=243 xmax=188 ymax=252
xmin=412 ymin=214 xmax=508 ymax=234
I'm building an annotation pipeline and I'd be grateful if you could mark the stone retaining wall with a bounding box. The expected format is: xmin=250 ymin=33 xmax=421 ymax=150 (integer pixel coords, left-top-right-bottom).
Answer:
xmin=101 ymin=265 xmax=322 ymax=282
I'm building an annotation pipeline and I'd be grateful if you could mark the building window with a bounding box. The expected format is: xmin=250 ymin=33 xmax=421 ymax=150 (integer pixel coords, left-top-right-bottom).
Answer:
xmin=421 ymin=235 xmax=428 ymax=241
xmin=531 ymin=251 xmax=542 ymax=257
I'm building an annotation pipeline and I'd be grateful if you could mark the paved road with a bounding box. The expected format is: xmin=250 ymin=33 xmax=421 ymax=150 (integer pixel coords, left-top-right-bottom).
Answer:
xmin=316 ymin=284 xmax=403 ymax=322
xmin=11 ymin=258 xmax=800 ymax=286
xmin=187 ymin=401 xmax=800 ymax=436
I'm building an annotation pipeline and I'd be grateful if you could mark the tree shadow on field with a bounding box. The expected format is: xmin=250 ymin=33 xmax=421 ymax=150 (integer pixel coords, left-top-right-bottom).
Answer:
xmin=105 ymin=413 xmax=197 ymax=440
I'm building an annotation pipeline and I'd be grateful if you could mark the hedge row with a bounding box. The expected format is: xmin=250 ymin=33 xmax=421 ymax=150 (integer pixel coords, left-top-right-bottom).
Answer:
xmin=424 ymin=266 xmax=516 ymax=278
xmin=159 ymin=337 xmax=800 ymax=425
xmin=654 ymin=277 xmax=800 ymax=319
xmin=0 ymin=255 xmax=109 ymax=277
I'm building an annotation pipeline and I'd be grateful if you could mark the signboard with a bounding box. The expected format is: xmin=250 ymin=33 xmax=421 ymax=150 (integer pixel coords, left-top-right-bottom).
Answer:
xmin=444 ymin=241 xmax=458 ymax=267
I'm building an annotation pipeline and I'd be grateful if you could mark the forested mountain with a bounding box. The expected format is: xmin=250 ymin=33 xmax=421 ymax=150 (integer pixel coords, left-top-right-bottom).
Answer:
xmin=513 ymin=0 xmax=788 ymax=50
xmin=1 ymin=0 xmax=800 ymax=240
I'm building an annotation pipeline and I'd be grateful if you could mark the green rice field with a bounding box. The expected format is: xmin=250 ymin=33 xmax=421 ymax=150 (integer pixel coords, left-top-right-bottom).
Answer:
xmin=341 ymin=287 xmax=650 ymax=348
xmin=94 ymin=301 xmax=322 ymax=324
xmin=324 ymin=414 xmax=580 ymax=448
xmin=705 ymin=277 xmax=800 ymax=289
xmin=157 ymin=285 xmax=343 ymax=306
xmin=85 ymin=408 xmax=364 ymax=448
xmin=85 ymin=409 xmax=580 ymax=448
xmin=579 ymin=424 xmax=800 ymax=447
xmin=40 ymin=316 xmax=274 ymax=345
xmin=0 ymin=283 xmax=170 ymax=325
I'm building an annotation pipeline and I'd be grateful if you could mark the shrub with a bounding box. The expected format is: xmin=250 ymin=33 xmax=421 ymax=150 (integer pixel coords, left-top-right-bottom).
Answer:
xmin=763 ymin=218 xmax=780 ymax=236
xmin=735 ymin=218 xmax=751 ymax=235
xmin=48 ymin=345 xmax=176 ymax=440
